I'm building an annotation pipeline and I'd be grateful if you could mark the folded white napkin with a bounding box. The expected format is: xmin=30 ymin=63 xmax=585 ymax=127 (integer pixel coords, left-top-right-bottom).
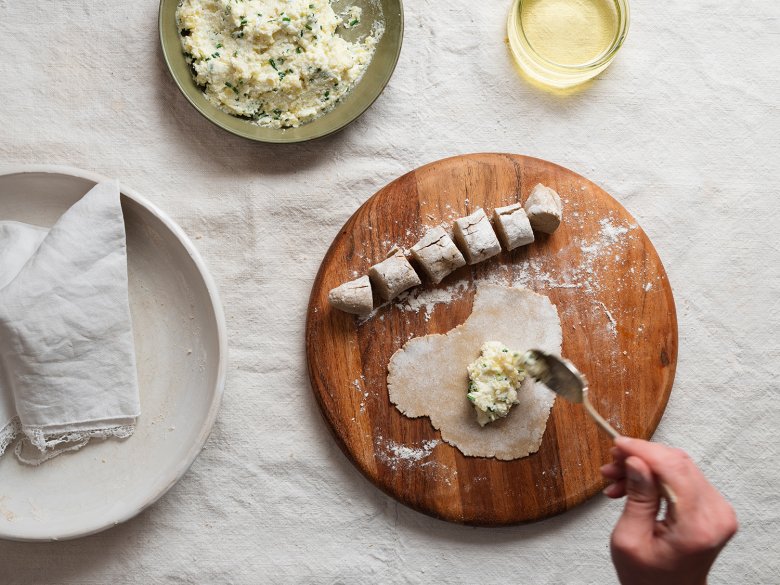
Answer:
xmin=0 ymin=181 xmax=140 ymax=465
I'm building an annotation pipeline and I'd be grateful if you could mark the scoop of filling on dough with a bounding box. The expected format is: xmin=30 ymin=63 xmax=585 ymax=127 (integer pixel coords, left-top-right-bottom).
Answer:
xmin=467 ymin=341 xmax=526 ymax=426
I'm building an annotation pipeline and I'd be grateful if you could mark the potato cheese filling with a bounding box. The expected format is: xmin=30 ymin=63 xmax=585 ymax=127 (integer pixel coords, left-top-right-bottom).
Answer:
xmin=176 ymin=0 xmax=381 ymax=128
xmin=467 ymin=342 xmax=527 ymax=426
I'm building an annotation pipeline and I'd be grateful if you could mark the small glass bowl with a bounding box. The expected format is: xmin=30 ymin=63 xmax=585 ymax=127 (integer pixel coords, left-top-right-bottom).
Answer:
xmin=507 ymin=0 xmax=630 ymax=89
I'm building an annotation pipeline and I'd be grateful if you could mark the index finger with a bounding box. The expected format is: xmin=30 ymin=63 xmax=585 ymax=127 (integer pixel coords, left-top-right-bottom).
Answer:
xmin=613 ymin=436 xmax=677 ymax=464
xmin=613 ymin=436 xmax=703 ymax=493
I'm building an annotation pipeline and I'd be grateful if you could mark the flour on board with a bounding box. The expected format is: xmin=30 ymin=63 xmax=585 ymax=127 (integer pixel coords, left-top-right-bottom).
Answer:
xmin=374 ymin=436 xmax=453 ymax=483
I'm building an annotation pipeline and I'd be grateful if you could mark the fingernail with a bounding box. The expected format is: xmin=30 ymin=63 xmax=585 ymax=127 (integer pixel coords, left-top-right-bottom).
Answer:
xmin=627 ymin=465 xmax=643 ymax=483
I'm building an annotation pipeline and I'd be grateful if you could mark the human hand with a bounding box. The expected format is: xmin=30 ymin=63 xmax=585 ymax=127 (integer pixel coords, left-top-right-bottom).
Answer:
xmin=601 ymin=436 xmax=738 ymax=585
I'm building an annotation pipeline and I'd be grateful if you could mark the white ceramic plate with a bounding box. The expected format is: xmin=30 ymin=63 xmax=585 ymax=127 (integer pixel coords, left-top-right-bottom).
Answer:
xmin=0 ymin=166 xmax=227 ymax=541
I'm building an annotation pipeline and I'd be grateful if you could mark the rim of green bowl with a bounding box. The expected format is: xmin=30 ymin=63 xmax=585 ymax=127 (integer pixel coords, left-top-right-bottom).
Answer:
xmin=159 ymin=0 xmax=404 ymax=144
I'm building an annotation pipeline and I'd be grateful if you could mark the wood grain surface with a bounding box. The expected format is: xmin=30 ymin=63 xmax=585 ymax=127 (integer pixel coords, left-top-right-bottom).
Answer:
xmin=305 ymin=153 xmax=677 ymax=526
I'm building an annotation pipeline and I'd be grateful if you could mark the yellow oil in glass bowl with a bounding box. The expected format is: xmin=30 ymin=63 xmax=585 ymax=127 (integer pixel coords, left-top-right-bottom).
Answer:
xmin=507 ymin=0 xmax=629 ymax=89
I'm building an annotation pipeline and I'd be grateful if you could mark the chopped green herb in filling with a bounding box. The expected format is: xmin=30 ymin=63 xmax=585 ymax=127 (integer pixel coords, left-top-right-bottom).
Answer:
xmin=466 ymin=341 xmax=527 ymax=426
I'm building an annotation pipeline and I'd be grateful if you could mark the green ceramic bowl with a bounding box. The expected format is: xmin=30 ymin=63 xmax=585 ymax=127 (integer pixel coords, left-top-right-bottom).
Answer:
xmin=159 ymin=0 xmax=404 ymax=143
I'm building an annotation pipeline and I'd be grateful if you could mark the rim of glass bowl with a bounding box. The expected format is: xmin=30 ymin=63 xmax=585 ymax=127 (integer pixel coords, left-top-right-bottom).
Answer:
xmin=513 ymin=0 xmax=630 ymax=73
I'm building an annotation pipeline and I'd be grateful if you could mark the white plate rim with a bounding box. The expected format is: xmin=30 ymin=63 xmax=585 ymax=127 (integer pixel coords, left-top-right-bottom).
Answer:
xmin=0 ymin=164 xmax=228 ymax=542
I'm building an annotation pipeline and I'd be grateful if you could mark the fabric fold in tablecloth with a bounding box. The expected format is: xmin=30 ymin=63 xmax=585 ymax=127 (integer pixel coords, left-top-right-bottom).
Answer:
xmin=0 ymin=181 xmax=141 ymax=465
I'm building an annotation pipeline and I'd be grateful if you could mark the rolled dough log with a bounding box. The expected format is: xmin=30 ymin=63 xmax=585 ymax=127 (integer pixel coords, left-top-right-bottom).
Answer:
xmin=410 ymin=227 xmax=466 ymax=284
xmin=368 ymin=248 xmax=422 ymax=301
xmin=524 ymin=184 xmax=563 ymax=234
xmin=452 ymin=208 xmax=501 ymax=265
xmin=387 ymin=285 xmax=562 ymax=460
xmin=493 ymin=203 xmax=535 ymax=250
xmin=328 ymin=275 xmax=373 ymax=315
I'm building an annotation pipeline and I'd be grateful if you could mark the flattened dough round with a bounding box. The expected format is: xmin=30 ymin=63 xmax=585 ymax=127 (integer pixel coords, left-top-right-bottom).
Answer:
xmin=387 ymin=285 xmax=562 ymax=460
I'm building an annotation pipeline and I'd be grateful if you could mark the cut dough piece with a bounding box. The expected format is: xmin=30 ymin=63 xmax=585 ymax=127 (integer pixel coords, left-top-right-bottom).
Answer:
xmin=493 ymin=204 xmax=535 ymax=250
xmin=369 ymin=248 xmax=422 ymax=301
xmin=328 ymin=275 xmax=373 ymax=315
xmin=452 ymin=208 xmax=501 ymax=265
xmin=410 ymin=227 xmax=466 ymax=284
xmin=524 ymin=184 xmax=563 ymax=234
xmin=387 ymin=285 xmax=562 ymax=460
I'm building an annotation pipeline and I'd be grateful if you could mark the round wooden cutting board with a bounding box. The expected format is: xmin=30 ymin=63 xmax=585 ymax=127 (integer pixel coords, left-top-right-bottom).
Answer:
xmin=306 ymin=153 xmax=677 ymax=525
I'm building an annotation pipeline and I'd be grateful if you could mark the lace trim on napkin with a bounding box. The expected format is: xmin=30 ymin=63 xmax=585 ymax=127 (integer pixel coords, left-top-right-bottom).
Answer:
xmin=13 ymin=424 xmax=136 ymax=466
xmin=0 ymin=417 xmax=20 ymax=457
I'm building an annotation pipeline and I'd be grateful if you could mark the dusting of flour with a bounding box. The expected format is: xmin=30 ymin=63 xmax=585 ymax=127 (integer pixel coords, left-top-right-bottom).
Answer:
xmin=374 ymin=436 xmax=455 ymax=483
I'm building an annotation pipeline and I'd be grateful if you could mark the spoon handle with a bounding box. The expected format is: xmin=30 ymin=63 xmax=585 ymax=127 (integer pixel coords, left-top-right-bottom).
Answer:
xmin=582 ymin=391 xmax=678 ymax=506
xmin=582 ymin=391 xmax=619 ymax=439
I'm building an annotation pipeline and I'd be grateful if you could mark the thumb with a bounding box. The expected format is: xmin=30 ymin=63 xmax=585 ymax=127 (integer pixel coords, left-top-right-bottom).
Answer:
xmin=618 ymin=456 xmax=660 ymax=534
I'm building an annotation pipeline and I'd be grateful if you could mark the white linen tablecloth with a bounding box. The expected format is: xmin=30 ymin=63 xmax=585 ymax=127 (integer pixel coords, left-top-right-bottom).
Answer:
xmin=0 ymin=1 xmax=778 ymax=583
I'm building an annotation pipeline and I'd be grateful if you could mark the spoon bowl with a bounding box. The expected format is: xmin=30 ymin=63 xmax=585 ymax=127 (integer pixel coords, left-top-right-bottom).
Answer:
xmin=523 ymin=349 xmax=587 ymax=404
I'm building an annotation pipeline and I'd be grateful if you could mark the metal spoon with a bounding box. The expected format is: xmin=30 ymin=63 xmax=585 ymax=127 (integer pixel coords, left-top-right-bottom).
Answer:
xmin=524 ymin=349 xmax=677 ymax=505
xmin=523 ymin=349 xmax=618 ymax=438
